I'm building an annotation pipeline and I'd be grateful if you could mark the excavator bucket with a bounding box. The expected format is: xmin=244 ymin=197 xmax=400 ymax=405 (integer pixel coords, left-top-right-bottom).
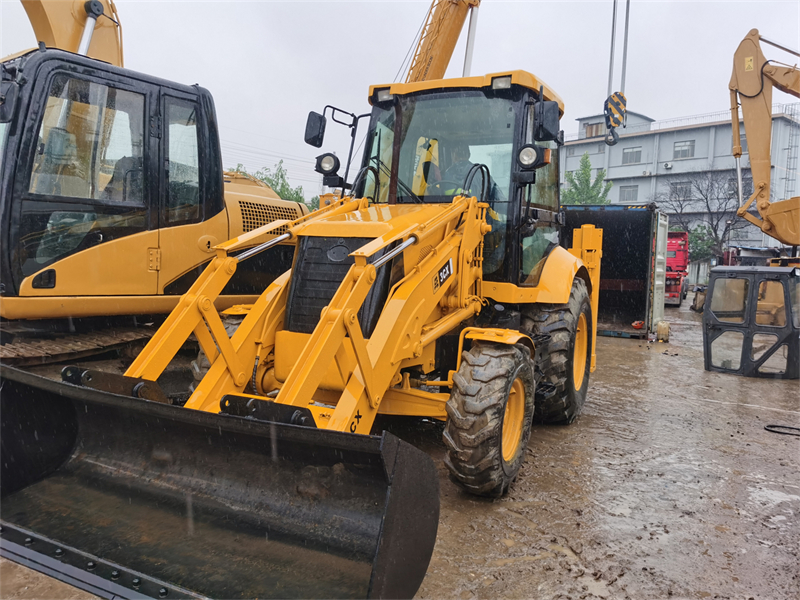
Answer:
xmin=0 ymin=366 xmax=439 ymax=599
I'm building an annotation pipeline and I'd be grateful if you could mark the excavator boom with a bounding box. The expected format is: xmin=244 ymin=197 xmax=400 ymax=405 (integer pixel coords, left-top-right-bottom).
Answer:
xmin=729 ymin=29 xmax=800 ymax=246
xmin=21 ymin=0 xmax=123 ymax=66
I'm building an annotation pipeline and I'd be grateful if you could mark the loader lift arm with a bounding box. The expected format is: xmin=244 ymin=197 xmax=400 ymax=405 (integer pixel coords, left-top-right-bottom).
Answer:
xmin=729 ymin=29 xmax=800 ymax=246
xmin=122 ymin=192 xmax=491 ymax=437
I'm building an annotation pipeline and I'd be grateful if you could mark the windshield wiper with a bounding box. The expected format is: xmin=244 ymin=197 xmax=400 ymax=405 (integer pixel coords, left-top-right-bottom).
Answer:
xmin=371 ymin=154 xmax=423 ymax=204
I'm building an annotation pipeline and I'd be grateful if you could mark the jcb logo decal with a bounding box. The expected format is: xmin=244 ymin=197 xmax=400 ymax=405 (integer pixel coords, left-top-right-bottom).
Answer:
xmin=433 ymin=258 xmax=453 ymax=293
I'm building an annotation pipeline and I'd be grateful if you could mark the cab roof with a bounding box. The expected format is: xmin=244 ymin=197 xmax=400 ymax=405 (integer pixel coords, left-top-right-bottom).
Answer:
xmin=368 ymin=70 xmax=565 ymax=116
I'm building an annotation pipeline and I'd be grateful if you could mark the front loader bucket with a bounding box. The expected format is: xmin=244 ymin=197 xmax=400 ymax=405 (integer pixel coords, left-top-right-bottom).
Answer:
xmin=0 ymin=366 xmax=439 ymax=599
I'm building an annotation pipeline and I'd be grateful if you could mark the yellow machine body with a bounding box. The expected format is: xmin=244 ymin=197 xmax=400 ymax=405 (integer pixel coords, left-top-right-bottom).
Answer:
xmin=0 ymin=3 xmax=307 ymax=323
xmin=121 ymin=70 xmax=601 ymax=440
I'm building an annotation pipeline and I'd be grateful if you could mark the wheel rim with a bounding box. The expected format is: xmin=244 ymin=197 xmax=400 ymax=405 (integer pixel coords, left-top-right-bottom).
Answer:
xmin=573 ymin=313 xmax=588 ymax=389
xmin=502 ymin=377 xmax=525 ymax=463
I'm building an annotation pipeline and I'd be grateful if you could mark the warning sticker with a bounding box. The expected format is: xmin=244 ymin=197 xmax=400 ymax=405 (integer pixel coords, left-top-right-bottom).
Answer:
xmin=433 ymin=258 xmax=453 ymax=293
xmin=745 ymin=56 xmax=754 ymax=71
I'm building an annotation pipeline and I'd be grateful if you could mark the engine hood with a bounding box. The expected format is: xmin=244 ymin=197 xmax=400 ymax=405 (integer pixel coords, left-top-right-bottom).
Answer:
xmin=299 ymin=202 xmax=450 ymax=238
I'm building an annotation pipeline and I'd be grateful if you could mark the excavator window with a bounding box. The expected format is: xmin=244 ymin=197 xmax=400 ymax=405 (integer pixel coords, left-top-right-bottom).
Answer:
xmin=17 ymin=73 xmax=149 ymax=277
xmin=755 ymin=280 xmax=787 ymax=327
xmin=710 ymin=277 xmax=749 ymax=323
xmin=28 ymin=74 xmax=145 ymax=203
xmin=164 ymin=97 xmax=201 ymax=225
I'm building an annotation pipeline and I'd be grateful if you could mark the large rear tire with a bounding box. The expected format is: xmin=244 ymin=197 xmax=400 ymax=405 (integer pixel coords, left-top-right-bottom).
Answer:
xmin=522 ymin=278 xmax=592 ymax=424
xmin=443 ymin=342 xmax=534 ymax=497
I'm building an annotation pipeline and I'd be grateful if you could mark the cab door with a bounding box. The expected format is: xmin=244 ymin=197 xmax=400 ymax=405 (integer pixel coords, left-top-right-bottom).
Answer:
xmin=14 ymin=68 xmax=160 ymax=297
xmin=156 ymin=92 xmax=228 ymax=293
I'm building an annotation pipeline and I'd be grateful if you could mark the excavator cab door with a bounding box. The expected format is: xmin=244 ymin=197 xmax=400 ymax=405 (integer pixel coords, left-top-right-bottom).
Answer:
xmin=703 ymin=266 xmax=800 ymax=379
xmin=155 ymin=90 xmax=228 ymax=294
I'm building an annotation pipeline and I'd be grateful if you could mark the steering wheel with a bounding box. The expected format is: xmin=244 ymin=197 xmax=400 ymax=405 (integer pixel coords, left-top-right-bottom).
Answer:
xmin=427 ymin=180 xmax=465 ymax=195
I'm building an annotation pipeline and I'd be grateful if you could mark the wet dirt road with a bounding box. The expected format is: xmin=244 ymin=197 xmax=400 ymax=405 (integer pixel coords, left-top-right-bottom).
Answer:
xmin=2 ymin=304 xmax=798 ymax=599
xmin=412 ymin=305 xmax=800 ymax=600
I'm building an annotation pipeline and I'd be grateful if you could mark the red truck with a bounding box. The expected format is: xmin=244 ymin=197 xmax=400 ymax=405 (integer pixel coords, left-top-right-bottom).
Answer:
xmin=665 ymin=231 xmax=689 ymax=307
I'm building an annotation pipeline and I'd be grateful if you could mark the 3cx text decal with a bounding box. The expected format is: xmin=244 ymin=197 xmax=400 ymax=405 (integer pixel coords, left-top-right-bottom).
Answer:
xmin=432 ymin=258 xmax=454 ymax=293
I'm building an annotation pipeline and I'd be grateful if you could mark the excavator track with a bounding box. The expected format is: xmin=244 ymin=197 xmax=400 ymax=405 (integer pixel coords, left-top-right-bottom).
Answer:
xmin=0 ymin=327 xmax=154 ymax=366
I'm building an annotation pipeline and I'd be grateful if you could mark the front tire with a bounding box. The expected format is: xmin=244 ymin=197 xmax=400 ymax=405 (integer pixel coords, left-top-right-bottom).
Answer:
xmin=522 ymin=278 xmax=592 ymax=424
xmin=443 ymin=342 xmax=535 ymax=497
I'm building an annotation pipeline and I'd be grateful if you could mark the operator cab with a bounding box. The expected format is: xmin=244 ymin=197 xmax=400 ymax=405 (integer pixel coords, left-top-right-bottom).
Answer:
xmin=305 ymin=71 xmax=565 ymax=285
xmin=0 ymin=48 xmax=224 ymax=301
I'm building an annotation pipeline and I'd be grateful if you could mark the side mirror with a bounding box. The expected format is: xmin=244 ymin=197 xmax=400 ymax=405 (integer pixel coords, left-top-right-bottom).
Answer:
xmin=304 ymin=111 xmax=326 ymax=148
xmin=0 ymin=81 xmax=20 ymax=123
xmin=534 ymin=101 xmax=561 ymax=143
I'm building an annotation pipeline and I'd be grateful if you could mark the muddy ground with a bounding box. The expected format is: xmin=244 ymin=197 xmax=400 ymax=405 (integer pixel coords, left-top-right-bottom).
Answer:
xmin=1 ymin=304 xmax=798 ymax=599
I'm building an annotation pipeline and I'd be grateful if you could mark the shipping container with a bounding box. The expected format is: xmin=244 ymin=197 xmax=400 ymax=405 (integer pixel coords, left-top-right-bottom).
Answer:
xmin=563 ymin=204 xmax=667 ymax=338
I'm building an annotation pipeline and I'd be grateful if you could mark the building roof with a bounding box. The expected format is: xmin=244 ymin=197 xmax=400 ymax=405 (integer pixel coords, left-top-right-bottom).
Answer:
xmin=576 ymin=111 xmax=655 ymax=122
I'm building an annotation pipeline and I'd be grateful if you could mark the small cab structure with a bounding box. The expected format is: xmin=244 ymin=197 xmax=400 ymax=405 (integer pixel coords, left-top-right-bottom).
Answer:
xmin=703 ymin=266 xmax=799 ymax=379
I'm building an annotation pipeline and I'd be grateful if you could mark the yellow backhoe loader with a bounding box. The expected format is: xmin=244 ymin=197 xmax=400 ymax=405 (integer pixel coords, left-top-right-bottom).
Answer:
xmin=0 ymin=0 xmax=306 ymax=363
xmin=1 ymin=66 xmax=602 ymax=597
xmin=703 ymin=29 xmax=800 ymax=379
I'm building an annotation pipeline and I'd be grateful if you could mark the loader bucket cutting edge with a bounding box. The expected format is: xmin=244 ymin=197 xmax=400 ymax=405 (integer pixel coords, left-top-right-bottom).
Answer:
xmin=0 ymin=366 xmax=440 ymax=599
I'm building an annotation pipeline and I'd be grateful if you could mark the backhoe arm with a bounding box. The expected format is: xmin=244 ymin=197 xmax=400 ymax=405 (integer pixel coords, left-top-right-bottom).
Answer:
xmin=729 ymin=29 xmax=800 ymax=246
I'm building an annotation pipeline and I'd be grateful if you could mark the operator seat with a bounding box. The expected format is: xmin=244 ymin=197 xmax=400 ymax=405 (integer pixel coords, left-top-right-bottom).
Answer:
xmin=101 ymin=156 xmax=142 ymax=202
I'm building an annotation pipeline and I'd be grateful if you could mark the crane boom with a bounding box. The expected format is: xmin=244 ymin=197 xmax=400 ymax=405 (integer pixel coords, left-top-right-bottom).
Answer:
xmin=729 ymin=29 xmax=800 ymax=246
xmin=20 ymin=0 xmax=123 ymax=67
xmin=405 ymin=0 xmax=479 ymax=83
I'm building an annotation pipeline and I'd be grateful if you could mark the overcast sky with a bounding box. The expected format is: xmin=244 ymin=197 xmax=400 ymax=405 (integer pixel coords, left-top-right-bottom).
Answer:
xmin=2 ymin=0 xmax=798 ymax=199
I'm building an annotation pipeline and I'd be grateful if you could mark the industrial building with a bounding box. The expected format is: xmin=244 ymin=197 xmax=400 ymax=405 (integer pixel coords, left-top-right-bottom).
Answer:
xmin=560 ymin=103 xmax=800 ymax=248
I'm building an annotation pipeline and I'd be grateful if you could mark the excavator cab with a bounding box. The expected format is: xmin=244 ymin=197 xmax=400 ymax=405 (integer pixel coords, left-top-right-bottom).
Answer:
xmin=0 ymin=48 xmax=305 ymax=329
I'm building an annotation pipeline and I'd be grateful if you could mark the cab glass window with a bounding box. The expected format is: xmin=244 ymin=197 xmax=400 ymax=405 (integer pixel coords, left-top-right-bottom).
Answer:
xmin=358 ymin=91 xmax=516 ymax=280
xmin=790 ymin=276 xmax=799 ymax=329
xmin=0 ymin=122 xmax=8 ymax=172
xmin=711 ymin=330 xmax=743 ymax=370
xmin=519 ymin=224 xmax=558 ymax=286
xmin=755 ymin=280 xmax=786 ymax=327
xmin=710 ymin=277 xmax=748 ymax=323
xmin=362 ymin=116 xmax=394 ymax=203
xmin=521 ymin=103 xmax=558 ymax=211
xmin=165 ymin=98 xmax=200 ymax=224
xmin=28 ymin=74 xmax=145 ymax=203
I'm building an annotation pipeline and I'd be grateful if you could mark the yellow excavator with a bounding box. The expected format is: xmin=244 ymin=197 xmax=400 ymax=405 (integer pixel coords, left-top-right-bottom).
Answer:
xmin=0 ymin=2 xmax=603 ymax=598
xmin=0 ymin=0 xmax=306 ymax=363
xmin=703 ymin=29 xmax=799 ymax=379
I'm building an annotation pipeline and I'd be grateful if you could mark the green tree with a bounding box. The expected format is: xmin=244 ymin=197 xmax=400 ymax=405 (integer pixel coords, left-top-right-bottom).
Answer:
xmin=688 ymin=224 xmax=716 ymax=261
xmin=230 ymin=161 xmax=307 ymax=205
xmin=562 ymin=152 xmax=612 ymax=205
